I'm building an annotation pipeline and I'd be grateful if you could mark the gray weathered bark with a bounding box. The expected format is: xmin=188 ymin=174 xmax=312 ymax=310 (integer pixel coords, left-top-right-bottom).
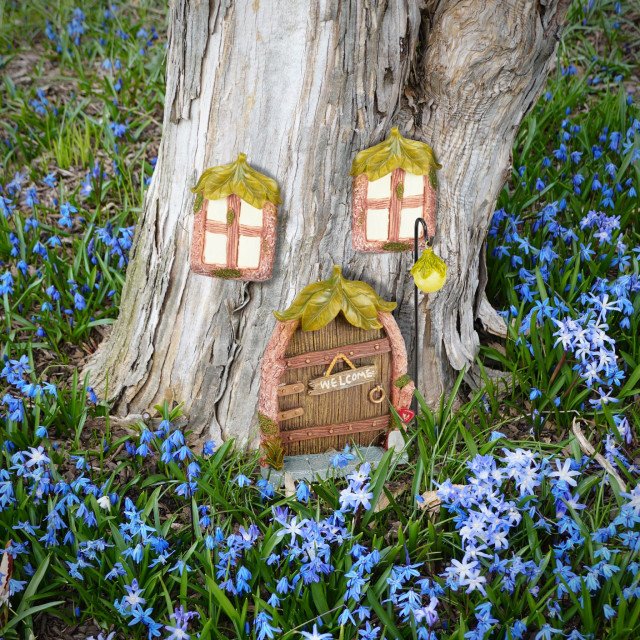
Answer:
xmin=84 ymin=0 xmax=570 ymax=447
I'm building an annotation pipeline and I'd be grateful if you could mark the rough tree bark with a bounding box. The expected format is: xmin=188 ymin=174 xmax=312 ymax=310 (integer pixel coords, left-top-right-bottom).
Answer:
xmin=84 ymin=0 xmax=571 ymax=446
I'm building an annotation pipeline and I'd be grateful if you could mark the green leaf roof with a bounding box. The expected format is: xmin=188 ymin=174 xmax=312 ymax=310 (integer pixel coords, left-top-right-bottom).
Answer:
xmin=350 ymin=127 xmax=442 ymax=184
xmin=274 ymin=266 xmax=396 ymax=331
xmin=192 ymin=153 xmax=281 ymax=209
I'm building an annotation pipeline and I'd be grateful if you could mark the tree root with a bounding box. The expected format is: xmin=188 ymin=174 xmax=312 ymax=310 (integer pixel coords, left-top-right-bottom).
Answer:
xmin=476 ymin=292 xmax=508 ymax=339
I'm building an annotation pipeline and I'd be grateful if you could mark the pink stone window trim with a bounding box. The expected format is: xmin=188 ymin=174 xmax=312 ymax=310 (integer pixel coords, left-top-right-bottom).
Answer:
xmin=190 ymin=197 xmax=278 ymax=282
xmin=352 ymin=171 xmax=436 ymax=253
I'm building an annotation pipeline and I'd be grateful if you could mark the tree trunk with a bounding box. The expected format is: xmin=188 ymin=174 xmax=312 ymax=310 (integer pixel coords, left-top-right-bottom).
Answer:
xmin=84 ymin=0 xmax=570 ymax=447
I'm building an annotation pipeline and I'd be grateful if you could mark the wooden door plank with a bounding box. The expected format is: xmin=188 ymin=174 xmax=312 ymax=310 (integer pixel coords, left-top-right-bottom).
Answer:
xmin=284 ymin=338 xmax=390 ymax=369
xmin=277 ymin=407 xmax=304 ymax=421
xmin=277 ymin=382 xmax=305 ymax=397
xmin=281 ymin=415 xmax=391 ymax=444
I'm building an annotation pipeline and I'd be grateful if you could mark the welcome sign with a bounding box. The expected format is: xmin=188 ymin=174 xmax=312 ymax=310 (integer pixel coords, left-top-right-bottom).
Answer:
xmin=308 ymin=365 xmax=377 ymax=396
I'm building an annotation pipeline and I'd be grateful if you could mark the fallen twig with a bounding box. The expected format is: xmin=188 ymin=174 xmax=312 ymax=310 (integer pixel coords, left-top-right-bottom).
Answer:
xmin=572 ymin=417 xmax=627 ymax=492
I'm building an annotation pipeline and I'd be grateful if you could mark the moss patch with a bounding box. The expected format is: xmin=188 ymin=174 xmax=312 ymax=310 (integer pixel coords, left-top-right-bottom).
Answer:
xmin=258 ymin=413 xmax=278 ymax=436
xmin=382 ymin=242 xmax=411 ymax=252
xmin=193 ymin=192 xmax=204 ymax=213
xmin=258 ymin=414 xmax=284 ymax=469
xmin=212 ymin=268 xmax=242 ymax=279
xmin=394 ymin=374 xmax=412 ymax=389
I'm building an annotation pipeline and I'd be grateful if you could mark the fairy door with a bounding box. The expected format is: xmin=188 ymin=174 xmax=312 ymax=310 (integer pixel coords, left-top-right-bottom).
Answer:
xmin=277 ymin=315 xmax=393 ymax=456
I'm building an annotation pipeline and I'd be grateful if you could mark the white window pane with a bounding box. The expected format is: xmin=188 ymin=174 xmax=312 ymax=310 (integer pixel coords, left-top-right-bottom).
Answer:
xmin=239 ymin=201 xmax=263 ymax=227
xmin=237 ymin=235 xmax=261 ymax=269
xmin=206 ymin=198 xmax=228 ymax=223
xmin=399 ymin=207 xmax=423 ymax=239
xmin=367 ymin=175 xmax=392 ymax=199
xmin=366 ymin=209 xmax=389 ymax=241
xmin=203 ymin=232 xmax=227 ymax=265
xmin=403 ymin=173 xmax=425 ymax=197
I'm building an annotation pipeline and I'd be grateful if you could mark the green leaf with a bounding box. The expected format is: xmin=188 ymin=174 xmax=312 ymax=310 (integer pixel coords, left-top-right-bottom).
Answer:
xmin=366 ymin=591 xmax=403 ymax=638
xmin=310 ymin=582 xmax=329 ymax=616
xmin=273 ymin=281 xmax=329 ymax=323
xmin=1 ymin=601 xmax=65 ymax=633
xmin=16 ymin=554 xmax=51 ymax=614
xmin=340 ymin=281 xmax=383 ymax=330
xmin=301 ymin=283 xmax=343 ymax=331
xmin=205 ymin=575 xmax=241 ymax=625
xmin=192 ymin=153 xmax=281 ymax=209
xmin=351 ymin=127 xmax=441 ymax=182
xmin=620 ymin=362 xmax=640 ymax=398
xmin=275 ymin=266 xmax=396 ymax=331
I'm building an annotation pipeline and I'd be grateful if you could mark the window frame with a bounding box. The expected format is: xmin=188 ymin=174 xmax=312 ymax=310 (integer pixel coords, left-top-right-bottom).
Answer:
xmin=363 ymin=168 xmax=429 ymax=244
xmin=190 ymin=195 xmax=277 ymax=282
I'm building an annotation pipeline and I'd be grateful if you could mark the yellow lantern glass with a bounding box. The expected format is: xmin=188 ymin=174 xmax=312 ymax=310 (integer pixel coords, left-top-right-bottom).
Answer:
xmin=410 ymin=248 xmax=447 ymax=293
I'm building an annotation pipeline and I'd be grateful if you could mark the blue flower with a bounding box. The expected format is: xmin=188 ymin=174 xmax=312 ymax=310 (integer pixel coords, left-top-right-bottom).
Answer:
xmin=58 ymin=201 xmax=78 ymax=228
xmin=234 ymin=474 xmax=252 ymax=488
xmin=296 ymin=481 xmax=311 ymax=502
xmin=331 ymin=445 xmax=355 ymax=469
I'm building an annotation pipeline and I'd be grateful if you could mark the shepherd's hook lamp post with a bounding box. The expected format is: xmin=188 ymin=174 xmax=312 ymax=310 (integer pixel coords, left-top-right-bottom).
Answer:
xmin=412 ymin=217 xmax=430 ymax=413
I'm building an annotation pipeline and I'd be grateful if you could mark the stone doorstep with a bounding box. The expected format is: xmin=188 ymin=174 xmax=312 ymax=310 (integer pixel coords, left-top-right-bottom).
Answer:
xmin=261 ymin=445 xmax=409 ymax=485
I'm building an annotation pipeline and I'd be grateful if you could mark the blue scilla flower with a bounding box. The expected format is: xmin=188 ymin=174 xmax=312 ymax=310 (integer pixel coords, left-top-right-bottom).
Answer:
xmin=0 ymin=272 xmax=14 ymax=296
xmin=296 ymin=481 xmax=311 ymax=503
xmin=58 ymin=201 xmax=77 ymax=228
xmin=175 ymin=481 xmax=197 ymax=498
xmin=16 ymin=260 xmax=28 ymax=277
xmin=35 ymin=426 xmax=49 ymax=438
xmin=187 ymin=460 xmax=200 ymax=479
xmin=32 ymin=241 xmax=48 ymax=260
xmin=609 ymin=131 xmax=621 ymax=151
xmin=43 ymin=172 xmax=57 ymax=188
xmin=110 ymin=121 xmax=128 ymax=138
xmin=257 ymin=477 xmax=274 ymax=500
xmin=3 ymin=394 xmax=25 ymax=422
xmin=234 ymin=474 xmax=251 ymax=487
xmin=0 ymin=195 xmax=14 ymax=218
xmin=331 ymin=445 xmax=355 ymax=469
xmin=23 ymin=186 xmax=39 ymax=208
xmin=67 ymin=8 xmax=85 ymax=45
xmin=73 ymin=292 xmax=86 ymax=310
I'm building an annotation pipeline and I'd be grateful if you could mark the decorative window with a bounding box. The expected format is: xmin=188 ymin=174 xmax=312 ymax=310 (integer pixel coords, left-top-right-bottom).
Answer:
xmin=351 ymin=127 xmax=441 ymax=253
xmin=190 ymin=153 xmax=281 ymax=281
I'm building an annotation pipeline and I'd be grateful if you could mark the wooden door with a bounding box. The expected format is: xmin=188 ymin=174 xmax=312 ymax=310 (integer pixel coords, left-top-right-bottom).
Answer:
xmin=277 ymin=315 xmax=392 ymax=456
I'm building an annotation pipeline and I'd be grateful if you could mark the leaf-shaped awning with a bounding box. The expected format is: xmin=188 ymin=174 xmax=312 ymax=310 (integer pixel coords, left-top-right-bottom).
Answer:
xmin=192 ymin=153 xmax=281 ymax=209
xmin=274 ymin=266 xmax=396 ymax=331
xmin=350 ymin=127 xmax=442 ymax=185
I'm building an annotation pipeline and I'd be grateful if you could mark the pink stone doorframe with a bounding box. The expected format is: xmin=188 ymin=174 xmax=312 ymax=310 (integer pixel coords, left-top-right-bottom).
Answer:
xmin=258 ymin=312 xmax=413 ymax=456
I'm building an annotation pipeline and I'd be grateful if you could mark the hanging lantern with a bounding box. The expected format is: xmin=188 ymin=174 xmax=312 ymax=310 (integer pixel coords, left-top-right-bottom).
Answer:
xmin=410 ymin=247 xmax=447 ymax=293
